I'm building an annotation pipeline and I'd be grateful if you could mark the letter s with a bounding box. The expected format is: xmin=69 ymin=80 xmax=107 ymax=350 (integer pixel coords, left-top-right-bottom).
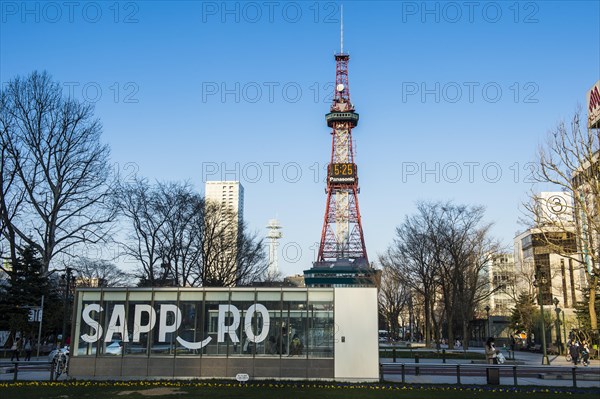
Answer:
xmin=81 ymin=304 xmax=104 ymax=343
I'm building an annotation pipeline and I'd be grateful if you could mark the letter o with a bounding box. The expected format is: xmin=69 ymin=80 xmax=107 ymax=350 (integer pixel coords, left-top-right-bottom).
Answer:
xmin=245 ymin=304 xmax=270 ymax=343
xmin=282 ymin=242 xmax=302 ymax=263
xmin=482 ymin=162 xmax=502 ymax=183
xmin=82 ymin=2 xmax=102 ymax=23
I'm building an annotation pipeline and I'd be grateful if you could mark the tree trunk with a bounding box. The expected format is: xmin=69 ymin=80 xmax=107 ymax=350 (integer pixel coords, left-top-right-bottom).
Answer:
xmin=462 ymin=322 xmax=469 ymax=350
xmin=589 ymin=275 xmax=598 ymax=331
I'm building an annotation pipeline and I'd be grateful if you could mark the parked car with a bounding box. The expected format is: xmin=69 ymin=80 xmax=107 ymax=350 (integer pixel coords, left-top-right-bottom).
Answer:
xmin=379 ymin=330 xmax=389 ymax=343
xmin=105 ymin=340 xmax=123 ymax=355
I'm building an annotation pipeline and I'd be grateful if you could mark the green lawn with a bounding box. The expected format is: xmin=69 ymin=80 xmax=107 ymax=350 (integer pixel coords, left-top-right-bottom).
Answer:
xmin=1 ymin=381 xmax=598 ymax=399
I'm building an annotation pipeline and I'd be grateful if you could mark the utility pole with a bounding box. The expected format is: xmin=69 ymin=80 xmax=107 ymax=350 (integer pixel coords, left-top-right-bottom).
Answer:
xmin=534 ymin=277 xmax=550 ymax=365
xmin=36 ymin=295 xmax=44 ymax=358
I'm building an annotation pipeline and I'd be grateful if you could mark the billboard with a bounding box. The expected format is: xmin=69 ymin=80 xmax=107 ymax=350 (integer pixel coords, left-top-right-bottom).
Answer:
xmin=534 ymin=191 xmax=574 ymax=226
xmin=587 ymin=80 xmax=600 ymax=129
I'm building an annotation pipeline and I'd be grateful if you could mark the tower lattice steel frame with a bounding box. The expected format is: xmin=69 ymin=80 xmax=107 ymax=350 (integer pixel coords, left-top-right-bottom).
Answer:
xmin=316 ymin=51 xmax=368 ymax=265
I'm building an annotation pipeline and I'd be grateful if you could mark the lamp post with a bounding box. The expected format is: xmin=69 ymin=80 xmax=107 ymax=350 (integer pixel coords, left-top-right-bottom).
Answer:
xmin=61 ymin=267 xmax=75 ymax=346
xmin=533 ymin=277 xmax=550 ymax=365
xmin=562 ymin=310 xmax=567 ymax=349
xmin=553 ymin=297 xmax=562 ymax=355
xmin=484 ymin=305 xmax=491 ymax=338
xmin=408 ymin=296 xmax=414 ymax=342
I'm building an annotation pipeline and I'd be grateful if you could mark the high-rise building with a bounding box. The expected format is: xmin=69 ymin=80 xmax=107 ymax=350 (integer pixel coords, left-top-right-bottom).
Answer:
xmin=204 ymin=181 xmax=244 ymax=223
xmin=204 ymin=181 xmax=244 ymax=286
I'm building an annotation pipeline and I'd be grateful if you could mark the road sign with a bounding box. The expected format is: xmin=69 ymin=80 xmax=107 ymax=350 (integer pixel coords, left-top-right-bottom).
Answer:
xmin=28 ymin=307 xmax=43 ymax=322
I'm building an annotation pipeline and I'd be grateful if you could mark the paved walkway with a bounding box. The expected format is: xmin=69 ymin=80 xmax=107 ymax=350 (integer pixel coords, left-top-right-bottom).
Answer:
xmin=1 ymin=351 xmax=599 ymax=387
xmin=381 ymin=348 xmax=600 ymax=388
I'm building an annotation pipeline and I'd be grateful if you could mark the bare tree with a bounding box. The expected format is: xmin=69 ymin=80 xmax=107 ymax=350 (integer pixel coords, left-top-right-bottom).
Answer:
xmin=155 ymin=181 xmax=204 ymax=287
xmin=0 ymin=127 xmax=22 ymax=267
xmin=526 ymin=109 xmax=599 ymax=332
xmin=380 ymin=202 xmax=441 ymax=346
xmin=382 ymin=201 xmax=501 ymax=347
xmin=69 ymin=258 xmax=132 ymax=287
xmin=116 ymin=179 xmax=267 ymax=287
xmin=0 ymin=71 xmax=114 ymax=273
xmin=115 ymin=178 xmax=167 ymax=286
xmin=378 ymin=264 xmax=408 ymax=340
xmin=201 ymin=201 xmax=267 ymax=287
xmin=435 ymin=203 xmax=501 ymax=348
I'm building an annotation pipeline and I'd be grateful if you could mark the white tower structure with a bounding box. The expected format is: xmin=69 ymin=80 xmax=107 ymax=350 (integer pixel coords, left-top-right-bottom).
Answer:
xmin=266 ymin=219 xmax=283 ymax=276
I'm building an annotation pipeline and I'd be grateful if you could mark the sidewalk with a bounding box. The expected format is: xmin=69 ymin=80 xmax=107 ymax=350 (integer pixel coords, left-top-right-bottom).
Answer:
xmin=1 ymin=352 xmax=599 ymax=387
xmin=381 ymin=348 xmax=600 ymax=388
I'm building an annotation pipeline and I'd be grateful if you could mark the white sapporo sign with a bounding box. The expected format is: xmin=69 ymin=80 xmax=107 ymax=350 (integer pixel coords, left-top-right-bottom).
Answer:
xmin=80 ymin=303 xmax=270 ymax=350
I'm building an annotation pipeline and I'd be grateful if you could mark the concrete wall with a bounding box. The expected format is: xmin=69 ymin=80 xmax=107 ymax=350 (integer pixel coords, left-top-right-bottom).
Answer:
xmin=69 ymin=356 xmax=334 ymax=379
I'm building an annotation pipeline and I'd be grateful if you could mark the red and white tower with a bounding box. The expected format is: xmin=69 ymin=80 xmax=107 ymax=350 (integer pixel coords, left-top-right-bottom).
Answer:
xmin=315 ymin=39 xmax=368 ymax=267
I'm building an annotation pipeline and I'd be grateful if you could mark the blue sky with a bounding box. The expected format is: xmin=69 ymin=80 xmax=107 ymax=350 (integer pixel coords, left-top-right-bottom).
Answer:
xmin=1 ymin=1 xmax=599 ymax=276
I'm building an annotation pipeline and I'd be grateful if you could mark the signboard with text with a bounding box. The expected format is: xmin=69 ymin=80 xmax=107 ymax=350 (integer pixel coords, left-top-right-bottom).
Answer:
xmin=28 ymin=307 xmax=43 ymax=322
xmin=587 ymin=80 xmax=600 ymax=129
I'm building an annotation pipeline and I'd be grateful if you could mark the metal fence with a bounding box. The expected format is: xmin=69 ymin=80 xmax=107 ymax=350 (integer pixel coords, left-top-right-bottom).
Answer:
xmin=380 ymin=362 xmax=600 ymax=388
xmin=0 ymin=361 xmax=55 ymax=382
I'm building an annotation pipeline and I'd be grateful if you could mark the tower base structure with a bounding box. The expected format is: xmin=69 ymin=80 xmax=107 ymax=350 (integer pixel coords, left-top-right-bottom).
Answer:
xmin=304 ymin=258 xmax=379 ymax=288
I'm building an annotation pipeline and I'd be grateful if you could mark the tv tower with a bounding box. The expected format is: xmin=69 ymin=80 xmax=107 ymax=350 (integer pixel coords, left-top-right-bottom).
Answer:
xmin=315 ymin=11 xmax=368 ymax=267
xmin=266 ymin=219 xmax=282 ymax=276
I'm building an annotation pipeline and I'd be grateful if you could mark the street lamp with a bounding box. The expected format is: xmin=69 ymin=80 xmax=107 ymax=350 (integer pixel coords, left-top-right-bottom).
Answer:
xmin=61 ymin=267 xmax=75 ymax=347
xmin=562 ymin=309 xmax=567 ymax=350
xmin=553 ymin=297 xmax=562 ymax=355
xmin=484 ymin=305 xmax=491 ymax=338
xmin=533 ymin=277 xmax=550 ymax=365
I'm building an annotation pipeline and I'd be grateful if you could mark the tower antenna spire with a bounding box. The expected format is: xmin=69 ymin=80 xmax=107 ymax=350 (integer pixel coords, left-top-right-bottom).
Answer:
xmin=340 ymin=4 xmax=344 ymax=54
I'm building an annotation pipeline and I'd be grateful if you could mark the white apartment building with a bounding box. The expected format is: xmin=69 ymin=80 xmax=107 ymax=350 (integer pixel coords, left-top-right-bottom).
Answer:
xmin=204 ymin=181 xmax=245 ymax=286
xmin=204 ymin=181 xmax=244 ymax=223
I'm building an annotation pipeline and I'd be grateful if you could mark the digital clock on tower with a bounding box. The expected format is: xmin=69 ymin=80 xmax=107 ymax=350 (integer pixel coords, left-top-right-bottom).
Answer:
xmin=328 ymin=163 xmax=357 ymax=184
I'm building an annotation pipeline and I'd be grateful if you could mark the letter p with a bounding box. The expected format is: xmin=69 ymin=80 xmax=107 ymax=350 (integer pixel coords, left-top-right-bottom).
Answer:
xmin=202 ymin=2 xmax=219 ymax=23
xmin=402 ymin=82 xmax=419 ymax=103
xmin=202 ymin=82 xmax=219 ymax=102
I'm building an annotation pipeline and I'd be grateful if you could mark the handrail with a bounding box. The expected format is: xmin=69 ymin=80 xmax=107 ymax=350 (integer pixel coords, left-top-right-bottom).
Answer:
xmin=0 ymin=360 xmax=54 ymax=382
xmin=380 ymin=362 xmax=599 ymax=388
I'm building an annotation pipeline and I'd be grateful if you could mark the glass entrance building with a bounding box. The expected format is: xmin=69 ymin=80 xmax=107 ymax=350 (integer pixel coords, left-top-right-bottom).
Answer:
xmin=69 ymin=287 xmax=378 ymax=381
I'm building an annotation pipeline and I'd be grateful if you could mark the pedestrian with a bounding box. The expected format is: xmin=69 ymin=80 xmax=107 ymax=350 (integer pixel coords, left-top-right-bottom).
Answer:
xmin=485 ymin=337 xmax=499 ymax=364
xmin=267 ymin=336 xmax=277 ymax=355
xmin=24 ymin=337 xmax=32 ymax=361
xmin=581 ymin=341 xmax=590 ymax=366
xmin=290 ymin=334 xmax=303 ymax=356
xmin=569 ymin=341 xmax=581 ymax=366
xmin=10 ymin=337 xmax=21 ymax=362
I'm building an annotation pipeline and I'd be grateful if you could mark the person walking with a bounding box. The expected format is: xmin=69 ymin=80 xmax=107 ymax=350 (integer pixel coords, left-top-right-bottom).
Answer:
xmin=10 ymin=337 xmax=21 ymax=362
xmin=569 ymin=341 xmax=581 ymax=366
xmin=485 ymin=337 xmax=499 ymax=364
xmin=24 ymin=337 xmax=32 ymax=361
xmin=290 ymin=334 xmax=303 ymax=356
xmin=581 ymin=341 xmax=590 ymax=366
